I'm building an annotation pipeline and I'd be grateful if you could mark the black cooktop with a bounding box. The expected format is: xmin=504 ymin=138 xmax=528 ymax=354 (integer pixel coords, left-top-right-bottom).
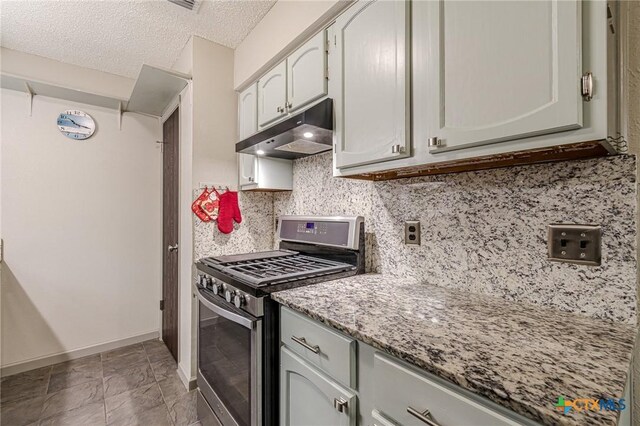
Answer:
xmin=199 ymin=250 xmax=355 ymax=288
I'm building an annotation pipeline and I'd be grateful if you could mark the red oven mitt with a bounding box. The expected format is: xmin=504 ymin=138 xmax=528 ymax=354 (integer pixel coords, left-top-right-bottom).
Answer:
xmin=217 ymin=190 xmax=242 ymax=234
xmin=192 ymin=187 xmax=212 ymax=222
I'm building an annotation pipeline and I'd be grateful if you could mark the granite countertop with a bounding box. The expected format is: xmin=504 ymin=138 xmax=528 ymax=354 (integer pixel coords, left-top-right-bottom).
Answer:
xmin=271 ymin=274 xmax=636 ymax=426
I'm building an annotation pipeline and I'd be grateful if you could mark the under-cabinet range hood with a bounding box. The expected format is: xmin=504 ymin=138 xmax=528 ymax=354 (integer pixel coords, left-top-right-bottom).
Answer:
xmin=236 ymin=98 xmax=333 ymax=160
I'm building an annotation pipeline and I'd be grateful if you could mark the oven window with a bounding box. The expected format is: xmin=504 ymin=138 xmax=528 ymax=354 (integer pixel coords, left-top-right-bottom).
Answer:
xmin=199 ymin=301 xmax=251 ymax=426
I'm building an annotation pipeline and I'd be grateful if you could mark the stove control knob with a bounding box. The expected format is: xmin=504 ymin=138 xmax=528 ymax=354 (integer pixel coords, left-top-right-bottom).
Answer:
xmin=197 ymin=275 xmax=204 ymax=285
xmin=204 ymin=276 xmax=213 ymax=288
xmin=211 ymin=281 xmax=221 ymax=295
xmin=225 ymin=289 xmax=235 ymax=303
xmin=234 ymin=293 xmax=246 ymax=309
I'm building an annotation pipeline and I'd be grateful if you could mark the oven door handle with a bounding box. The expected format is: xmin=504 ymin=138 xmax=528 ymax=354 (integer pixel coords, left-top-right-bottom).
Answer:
xmin=196 ymin=288 xmax=256 ymax=330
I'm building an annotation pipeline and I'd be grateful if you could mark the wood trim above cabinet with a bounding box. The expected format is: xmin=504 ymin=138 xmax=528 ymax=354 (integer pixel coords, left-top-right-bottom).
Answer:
xmin=341 ymin=140 xmax=614 ymax=181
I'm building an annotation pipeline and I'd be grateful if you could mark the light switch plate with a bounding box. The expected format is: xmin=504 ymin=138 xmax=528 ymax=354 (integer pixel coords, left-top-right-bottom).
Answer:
xmin=547 ymin=224 xmax=601 ymax=266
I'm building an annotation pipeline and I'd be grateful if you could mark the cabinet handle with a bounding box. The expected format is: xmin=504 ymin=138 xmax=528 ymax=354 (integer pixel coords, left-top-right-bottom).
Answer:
xmin=407 ymin=407 xmax=440 ymax=426
xmin=391 ymin=144 xmax=405 ymax=154
xmin=276 ymin=106 xmax=283 ymax=113
xmin=333 ymin=397 xmax=348 ymax=413
xmin=291 ymin=335 xmax=320 ymax=353
xmin=286 ymin=101 xmax=292 ymax=109
xmin=581 ymin=72 xmax=593 ymax=101
xmin=428 ymin=137 xmax=443 ymax=148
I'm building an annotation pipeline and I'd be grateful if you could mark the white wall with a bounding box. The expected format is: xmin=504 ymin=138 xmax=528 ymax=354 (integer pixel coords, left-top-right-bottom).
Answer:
xmin=192 ymin=36 xmax=237 ymax=187
xmin=0 ymin=90 xmax=162 ymax=371
xmin=169 ymin=36 xmax=238 ymax=384
xmin=233 ymin=0 xmax=349 ymax=89
xmin=170 ymin=37 xmax=197 ymax=386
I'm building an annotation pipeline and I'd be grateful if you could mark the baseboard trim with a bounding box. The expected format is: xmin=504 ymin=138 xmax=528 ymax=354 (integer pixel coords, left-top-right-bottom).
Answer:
xmin=177 ymin=364 xmax=197 ymax=391
xmin=1 ymin=331 xmax=159 ymax=377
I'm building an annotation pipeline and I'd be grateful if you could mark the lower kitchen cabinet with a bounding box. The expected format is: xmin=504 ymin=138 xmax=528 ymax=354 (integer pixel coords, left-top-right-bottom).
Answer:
xmin=280 ymin=346 xmax=357 ymax=426
xmin=373 ymin=353 xmax=522 ymax=426
xmin=280 ymin=306 xmax=539 ymax=426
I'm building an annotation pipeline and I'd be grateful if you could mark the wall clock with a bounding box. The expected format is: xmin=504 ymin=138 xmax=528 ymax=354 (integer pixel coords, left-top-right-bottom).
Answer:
xmin=56 ymin=110 xmax=96 ymax=140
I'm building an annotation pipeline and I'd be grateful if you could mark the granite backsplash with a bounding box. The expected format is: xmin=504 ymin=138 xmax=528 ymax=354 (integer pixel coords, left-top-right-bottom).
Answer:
xmin=193 ymin=153 xmax=637 ymax=324
xmin=193 ymin=191 xmax=274 ymax=260
xmin=273 ymin=153 xmax=638 ymax=325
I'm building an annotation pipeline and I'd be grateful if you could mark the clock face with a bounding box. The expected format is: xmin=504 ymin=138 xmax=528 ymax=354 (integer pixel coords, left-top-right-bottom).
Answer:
xmin=57 ymin=110 xmax=95 ymax=140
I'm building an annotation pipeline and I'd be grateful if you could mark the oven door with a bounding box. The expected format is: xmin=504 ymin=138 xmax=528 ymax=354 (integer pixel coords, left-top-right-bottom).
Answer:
xmin=196 ymin=287 xmax=262 ymax=426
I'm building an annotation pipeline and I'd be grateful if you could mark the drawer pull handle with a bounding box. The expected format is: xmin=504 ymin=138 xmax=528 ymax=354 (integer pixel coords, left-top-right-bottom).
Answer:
xmin=334 ymin=397 xmax=348 ymax=413
xmin=291 ymin=335 xmax=320 ymax=354
xmin=407 ymin=407 xmax=440 ymax=426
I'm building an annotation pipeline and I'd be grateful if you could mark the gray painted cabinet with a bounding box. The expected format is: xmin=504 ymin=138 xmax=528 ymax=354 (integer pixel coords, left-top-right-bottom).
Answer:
xmin=258 ymin=61 xmax=288 ymax=128
xmin=238 ymin=83 xmax=257 ymax=141
xmin=420 ymin=0 xmax=583 ymax=154
xmin=330 ymin=0 xmax=411 ymax=169
xmin=280 ymin=306 xmax=539 ymax=426
xmin=287 ymin=31 xmax=328 ymax=113
xmin=280 ymin=347 xmax=357 ymax=426
xmin=256 ymin=31 xmax=328 ymax=130
xmin=332 ymin=0 xmax=619 ymax=177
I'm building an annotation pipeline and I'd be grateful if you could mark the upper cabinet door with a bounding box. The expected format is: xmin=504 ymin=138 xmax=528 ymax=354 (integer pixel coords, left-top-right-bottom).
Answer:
xmin=287 ymin=31 xmax=328 ymax=112
xmin=239 ymin=153 xmax=257 ymax=187
xmin=421 ymin=0 xmax=582 ymax=153
xmin=332 ymin=0 xmax=411 ymax=169
xmin=238 ymin=83 xmax=257 ymax=141
xmin=258 ymin=61 xmax=287 ymax=128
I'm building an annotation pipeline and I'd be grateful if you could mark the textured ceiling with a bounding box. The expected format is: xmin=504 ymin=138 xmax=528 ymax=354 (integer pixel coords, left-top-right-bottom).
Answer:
xmin=0 ymin=0 xmax=276 ymax=78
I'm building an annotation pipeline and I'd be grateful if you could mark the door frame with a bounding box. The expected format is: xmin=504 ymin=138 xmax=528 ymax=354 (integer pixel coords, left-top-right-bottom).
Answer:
xmin=161 ymin=98 xmax=181 ymax=361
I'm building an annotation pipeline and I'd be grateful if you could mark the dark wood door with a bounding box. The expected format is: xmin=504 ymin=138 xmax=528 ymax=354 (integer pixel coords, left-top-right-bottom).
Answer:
xmin=162 ymin=107 xmax=179 ymax=362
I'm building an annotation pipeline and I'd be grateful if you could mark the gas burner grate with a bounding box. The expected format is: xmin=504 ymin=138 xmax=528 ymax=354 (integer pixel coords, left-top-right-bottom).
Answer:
xmin=220 ymin=255 xmax=354 ymax=286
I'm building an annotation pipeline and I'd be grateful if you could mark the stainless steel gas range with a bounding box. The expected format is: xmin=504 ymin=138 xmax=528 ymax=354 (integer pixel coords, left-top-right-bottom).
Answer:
xmin=194 ymin=216 xmax=365 ymax=426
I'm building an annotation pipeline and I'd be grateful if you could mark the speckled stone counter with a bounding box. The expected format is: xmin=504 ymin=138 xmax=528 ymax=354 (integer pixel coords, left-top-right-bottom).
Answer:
xmin=272 ymin=274 xmax=636 ymax=426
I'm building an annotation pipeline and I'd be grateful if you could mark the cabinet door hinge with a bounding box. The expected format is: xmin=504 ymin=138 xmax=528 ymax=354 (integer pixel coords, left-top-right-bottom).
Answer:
xmin=160 ymin=300 xmax=165 ymax=311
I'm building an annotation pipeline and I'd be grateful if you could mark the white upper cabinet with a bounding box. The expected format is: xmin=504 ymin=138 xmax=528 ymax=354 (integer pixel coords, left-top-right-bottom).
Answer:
xmin=331 ymin=0 xmax=411 ymax=169
xmin=239 ymin=153 xmax=257 ymax=187
xmin=258 ymin=61 xmax=287 ymax=128
xmin=238 ymin=154 xmax=293 ymax=191
xmin=334 ymin=0 xmax=615 ymax=178
xmin=238 ymin=83 xmax=257 ymax=140
xmin=256 ymin=32 xmax=328 ymax=130
xmin=287 ymin=31 xmax=328 ymax=112
xmin=422 ymin=0 xmax=583 ymax=153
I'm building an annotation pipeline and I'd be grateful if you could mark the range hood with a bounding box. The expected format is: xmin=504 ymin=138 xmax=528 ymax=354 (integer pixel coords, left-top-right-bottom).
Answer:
xmin=236 ymin=98 xmax=333 ymax=160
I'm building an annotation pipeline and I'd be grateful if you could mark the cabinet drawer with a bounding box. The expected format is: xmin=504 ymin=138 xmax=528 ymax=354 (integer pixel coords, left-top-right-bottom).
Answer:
xmin=281 ymin=306 xmax=356 ymax=389
xmin=371 ymin=410 xmax=396 ymax=426
xmin=374 ymin=353 xmax=524 ymax=426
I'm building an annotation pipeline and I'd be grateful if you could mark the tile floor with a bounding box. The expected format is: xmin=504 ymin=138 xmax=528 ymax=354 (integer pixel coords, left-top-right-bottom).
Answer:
xmin=0 ymin=340 xmax=199 ymax=426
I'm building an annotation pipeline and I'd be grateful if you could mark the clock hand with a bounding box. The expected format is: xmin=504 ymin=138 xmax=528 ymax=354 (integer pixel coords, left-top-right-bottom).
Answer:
xmin=67 ymin=118 xmax=91 ymax=130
